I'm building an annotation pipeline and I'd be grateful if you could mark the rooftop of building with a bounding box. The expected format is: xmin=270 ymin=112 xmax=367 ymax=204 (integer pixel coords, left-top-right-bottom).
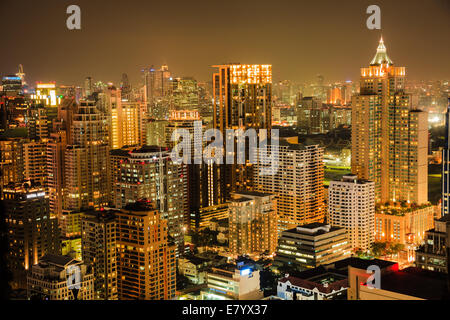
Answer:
xmin=284 ymin=223 xmax=343 ymax=236
xmin=110 ymin=148 xmax=132 ymax=157
xmin=278 ymin=139 xmax=321 ymax=150
xmin=370 ymin=37 xmax=394 ymax=66
xmin=210 ymin=263 xmax=237 ymax=276
xmin=123 ymin=200 xmax=157 ymax=213
xmin=3 ymin=180 xmax=45 ymax=193
xmin=286 ymin=265 xmax=346 ymax=279
xmin=132 ymin=145 xmax=169 ymax=153
xmin=82 ymin=208 xmax=118 ymax=223
xmin=230 ymin=197 xmax=253 ymax=203
xmin=331 ymin=257 xmax=398 ymax=271
xmin=437 ymin=214 xmax=450 ymax=223
xmin=376 ymin=202 xmax=433 ymax=216
xmin=37 ymin=254 xmax=78 ymax=268
xmin=332 ymin=174 xmax=373 ymax=185
xmin=182 ymin=255 xmax=210 ymax=266
xmin=274 ymin=126 xmax=298 ymax=138
xmin=373 ymin=267 xmax=449 ymax=300
xmin=195 ymin=252 xmax=228 ymax=264
xmin=231 ymin=191 xmax=274 ymax=198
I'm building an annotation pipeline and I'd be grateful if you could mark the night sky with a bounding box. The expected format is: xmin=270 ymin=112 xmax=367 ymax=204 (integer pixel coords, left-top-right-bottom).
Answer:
xmin=0 ymin=0 xmax=449 ymax=86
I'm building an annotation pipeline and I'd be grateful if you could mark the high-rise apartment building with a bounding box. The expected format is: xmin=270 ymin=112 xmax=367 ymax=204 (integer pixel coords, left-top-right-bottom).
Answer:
xmin=116 ymin=201 xmax=176 ymax=300
xmin=23 ymin=140 xmax=47 ymax=187
xmin=351 ymin=37 xmax=428 ymax=204
xmin=84 ymin=77 xmax=93 ymax=98
xmin=213 ymin=64 xmax=272 ymax=201
xmin=153 ymin=65 xmax=172 ymax=98
xmin=228 ymin=191 xmax=278 ymax=257
xmin=254 ymin=141 xmax=325 ymax=232
xmin=64 ymin=101 xmax=109 ymax=211
xmin=81 ymin=209 xmax=118 ymax=300
xmin=46 ymin=131 xmax=67 ymax=218
xmin=3 ymin=181 xmax=60 ymax=288
xmin=29 ymin=83 xmax=62 ymax=134
xmin=106 ymin=87 xmax=145 ymax=149
xmin=165 ymin=110 xmax=217 ymax=226
xmin=142 ymin=67 xmax=155 ymax=108
xmin=27 ymin=105 xmax=48 ymax=140
xmin=0 ymin=138 xmax=24 ymax=198
xmin=142 ymin=65 xmax=172 ymax=116
xmin=120 ymin=73 xmax=131 ymax=100
xmin=328 ymin=175 xmax=375 ymax=252
xmin=113 ymin=146 xmax=188 ymax=252
xmin=296 ymin=96 xmax=325 ymax=134
xmin=56 ymin=98 xmax=77 ymax=145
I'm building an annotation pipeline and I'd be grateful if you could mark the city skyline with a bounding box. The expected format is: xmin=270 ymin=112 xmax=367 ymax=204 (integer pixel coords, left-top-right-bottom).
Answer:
xmin=0 ymin=0 xmax=449 ymax=86
xmin=1 ymin=0 xmax=449 ymax=304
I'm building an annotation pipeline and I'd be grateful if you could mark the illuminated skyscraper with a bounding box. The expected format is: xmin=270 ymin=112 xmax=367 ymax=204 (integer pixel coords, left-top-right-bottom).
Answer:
xmin=351 ymin=37 xmax=428 ymax=204
xmin=120 ymin=73 xmax=131 ymax=100
xmin=56 ymin=98 xmax=77 ymax=144
xmin=116 ymin=201 xmax=176 ymax=300
xmin=328 ymin=175 xmax=375 ymax=252
xmin=254 ymin=141 xmax=325 ymax=232
xmin=81 ymin=209 xmax=118 ymax=300
xmin=3 ymin=181 xmax=60 ymax=289
xmin=296 ymin=96 xmax=325 ymax=134
xmin=142 ymin=66 xmax=156 ymax=109
xmin=228 ymin=191 xmax=278 ymax=257
xmin=165 ymin=110 xmax=217 ymax=227
xmin=113 ymin=146 xmax=188 ymax=252
xmin=103 ymin=85 xmax=145 ymax=149
xmin=84 ymin=77 xmax=93 ymax=98
xmin=213 ymin=64 xmax=272 ymax=201
xmin=23 ymin=140 xmax=47 ymax=187
xmin=30 ymin=83 xmax=61 ymax=107
xmin=64 ymin=101 xmax=110 ymax=211
xmin=27 ymin=105 xmax=48 ymax=140
xmin=154 ymin=64 xmax=172 ymax=98
xmin=0 ymin=138 xmax=25 ymax=198
xmin=30 ymin=83 xmax=62 ymax=134
xmin=46 ymin=131 xmax=67 ymax=218
xmin=1 ymin=138 xmax=46 ymax=195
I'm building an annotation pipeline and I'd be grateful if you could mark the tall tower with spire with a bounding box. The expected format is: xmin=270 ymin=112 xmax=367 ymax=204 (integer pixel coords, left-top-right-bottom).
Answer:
xmin=351 ymin=37 xmax=428 ymax=204
xmin=16 ymin=64 xmax=26 ymax=85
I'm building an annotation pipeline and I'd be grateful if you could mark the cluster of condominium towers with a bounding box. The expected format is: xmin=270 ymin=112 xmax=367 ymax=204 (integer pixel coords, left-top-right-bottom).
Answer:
xmin=0 ymin=38 xmax=434 ymax=299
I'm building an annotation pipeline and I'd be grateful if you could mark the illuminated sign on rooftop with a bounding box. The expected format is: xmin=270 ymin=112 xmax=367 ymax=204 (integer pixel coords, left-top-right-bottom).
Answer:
xmin=2 ymin=76 xmax=21 ymax=81
xmin=240 ymin=268 xmax=251 ymax=276
xmin=36 ymin=83 xmax=56 ymax=89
